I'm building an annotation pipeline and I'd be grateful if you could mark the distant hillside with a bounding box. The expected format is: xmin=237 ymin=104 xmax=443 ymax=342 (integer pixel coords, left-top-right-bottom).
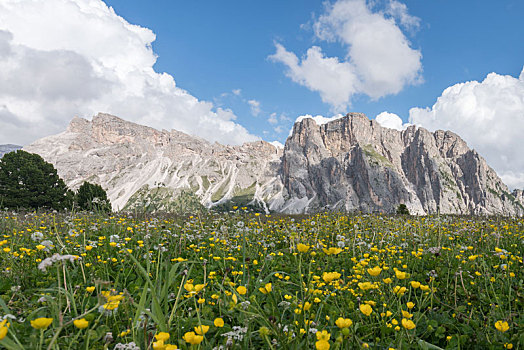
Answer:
xmin=0 ymin=144 xmax=22 ymax=158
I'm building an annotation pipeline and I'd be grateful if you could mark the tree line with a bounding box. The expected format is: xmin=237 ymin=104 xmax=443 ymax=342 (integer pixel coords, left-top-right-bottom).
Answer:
xmin=0 ymin=150 xmax=111 ymax=212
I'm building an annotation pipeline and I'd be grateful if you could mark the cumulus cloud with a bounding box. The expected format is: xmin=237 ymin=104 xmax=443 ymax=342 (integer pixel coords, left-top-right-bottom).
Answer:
xmin=375 ymin=111 xmax=409 ymax=130
xmin=248 ymin=99 xmax=261 ymax=116
xmin=0 ymin=0 xmax=259 ymax=145
xmin=409 ymin=67 xmax=524 ymax=189
xmin=270 ymin=0 xmax=422 ymax=112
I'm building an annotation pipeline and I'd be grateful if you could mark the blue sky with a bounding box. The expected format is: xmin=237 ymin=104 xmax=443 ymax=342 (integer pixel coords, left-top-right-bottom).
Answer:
xmin=0 ymin=0 xmax=523 ymax=188
xmin=103 ymin=0 xmax=524 ymax=140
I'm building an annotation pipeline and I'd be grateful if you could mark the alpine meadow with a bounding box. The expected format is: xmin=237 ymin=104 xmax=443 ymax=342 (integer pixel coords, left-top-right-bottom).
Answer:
xmin=1 ymin=0 xmax=524 ymax=349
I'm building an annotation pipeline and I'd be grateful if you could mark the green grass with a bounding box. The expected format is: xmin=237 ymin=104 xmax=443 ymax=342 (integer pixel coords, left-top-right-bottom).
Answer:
xmin=0 ymin=211 xmax=522 ymax=349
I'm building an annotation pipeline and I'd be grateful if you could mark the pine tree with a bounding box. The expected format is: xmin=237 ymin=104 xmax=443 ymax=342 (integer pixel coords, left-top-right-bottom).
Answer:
xmin=0 ymin=150 xmax=71 ymax=210
xmin=76 ymin=181 xmax=112 ymax=212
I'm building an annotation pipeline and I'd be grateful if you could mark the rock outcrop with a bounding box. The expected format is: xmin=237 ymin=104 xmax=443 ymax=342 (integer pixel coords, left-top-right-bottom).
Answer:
xmin=23 ymin=112 xmax=524 ymax=215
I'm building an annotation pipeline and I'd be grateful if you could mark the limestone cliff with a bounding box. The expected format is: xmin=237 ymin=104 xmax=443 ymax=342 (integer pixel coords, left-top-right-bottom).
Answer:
xmin=23 ymin=112 xmax=523 ymax=215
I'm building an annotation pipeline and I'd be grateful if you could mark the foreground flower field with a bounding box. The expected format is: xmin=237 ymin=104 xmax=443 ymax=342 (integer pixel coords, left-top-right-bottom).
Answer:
xmin=0 ymin=210 xmax=522 ymax=349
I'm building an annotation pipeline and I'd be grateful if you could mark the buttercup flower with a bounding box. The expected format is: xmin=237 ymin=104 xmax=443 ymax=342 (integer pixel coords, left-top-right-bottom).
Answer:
xmin=31 ymin=317 xmax=53 ymax=329
xmin=360 ymin=304 xmax=373 ymax=316
xmin=73 ymin=318 xmax=89 ymax=329
xmin=495 ymin=320 xmax=509 ymax=332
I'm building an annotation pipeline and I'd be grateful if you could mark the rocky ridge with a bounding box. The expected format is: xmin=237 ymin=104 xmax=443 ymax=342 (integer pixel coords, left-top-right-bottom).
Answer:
xmin=24 ymin=112 xmax=524 ymax=215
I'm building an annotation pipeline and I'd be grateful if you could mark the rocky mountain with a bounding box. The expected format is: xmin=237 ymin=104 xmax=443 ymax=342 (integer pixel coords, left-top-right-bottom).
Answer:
xmin=0 ymin=144 xmax=22 ymax=158
xmin=24 ymin=112 xmax=524 ymax=215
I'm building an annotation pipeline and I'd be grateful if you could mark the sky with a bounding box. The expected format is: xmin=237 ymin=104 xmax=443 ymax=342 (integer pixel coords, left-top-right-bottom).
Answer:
xmin=0 ymin=0 xmax=523 ymax=188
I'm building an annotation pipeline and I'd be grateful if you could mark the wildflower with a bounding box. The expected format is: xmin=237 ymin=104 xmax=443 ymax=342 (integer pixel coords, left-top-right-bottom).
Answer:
xmin=0 ymin=320 xmax=9 ymax=340
xmin=383 ymin=278 xmax=393 ymax=284
xmin=323 ymin=247 xmax=343 ymax=255
xmin=401 ymin=318 xmax=416 ymax=330
xmin=313 ymin=330 xmax=330 ymax=349
xmin=31 ymin=317 xmax=53 ymax=329
xmin=259 ymin=326 xmax=270 ymax=337
xmin=214 ymin=318 xmax=225 ymax=327
xmin=236 ymin=286 xmax=247 ymax=295
xmin=494 ymin=320 xmax=509 ymax=332
xmin=401 ymin=310 xmax=413 ymax=319
xmin=360 ymin=304 xmax=373 ymax=316
xmin=36 ymin=244 xmax=45 ymax=250
xmin=335 ymin=317 xmax=353 ymax=328
xmin=73 ymin=318 xmax=89 ymax=329
xmin=395 ymin=270 xmax=407 ymax=279
xmin=183 ymin=331 xmax=204 ymax=345
xmin=410 ymin=281 xmax=420 ymax=289
xmin=358 ymin=282 xmax=374 ymax=291
xmin=86 ymin=286 xmax=95 ymax=293
xmin=155 ymin=332 xmax=170 ymax=342
xmin=407 ymin=302 xmax=415 ymax=309
xmin=259 ymin=283 xmax=272 ymax=294
xmin=297 ymin=243 xmax=310 ymax=253
xmin=194 ymin=325 xmax=209 ymax=335
xmin=367 ymin=266 xmax=382 ymax=276
xmin=119 ymin=329 xmax=131 ymax=337
xmin=322 ymin=272 xmax=341 ymax=283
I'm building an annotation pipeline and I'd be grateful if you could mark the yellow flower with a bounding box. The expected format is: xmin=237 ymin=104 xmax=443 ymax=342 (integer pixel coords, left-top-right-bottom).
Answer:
xmin=410 ymin=281 xmax=420 ymax=289
xmin=383 ymin=278 xmax=393 ymax=284
xmin=323 ymin=247 xmax=343 ymax=255
xmin=214 ymin=318 xmax=225 ymax=327
xmin=259 ymin=283 xmax=272 ymax=294
xmin=194 ymin=325 xmax=209 ymax=335
xmin=155 ymin=332 xmax=170 ymax=342
xmin=495 ymin=320 xmax=509 ymax=332
xmin=236 ymin=286 xmax=247 ymax=295
xmin=335 ymin=317 xmax=353 ymax=328
xmin=165 ymin=345 xmax=178 ymax=350
xmin=36 ymin=244 xmax=45 ymax=250
xmin=31 ymin=317 xmax=53 ymax=329
xmin=360 ymin=304 xmax=373 ymax=316
xmin=297 ymin=243 xmax=310 ymax=253
xmin=86 ymin=286 xmax=95 ymax=293
xmin=395 ymin=270 xmax=407 ymax=279
xmin=303 ymin=302 xmax=312 ymax=311
xmin=358 ymin=282 xmax=374 ymax=291
xmin=406 ymin=302 xmax=415 ymax=309
xmin=401 ymin=318 xmax=416 ymax=330
xmin=73 ymin=318 xmax=89 ymax=329
xmin=85 ymin=245 xmax=93 ymax=251
xmin=119 ymin=329 xmax=131 ymax=337
xmin=316 ymin=330 xmax=330 ymax=341
xmin=367 ymin=266 xmax=382 ymax=276
xmin=183 ymin=331 xmax=204 ymax=345
xmin=322 ymin=272 xmax=341 ymax=283
xmin=315 ymin=340 xmax=330 ymax=350
xmin=402 ymin=310 xmax=413 ymax=319
xmin=153 ymin=340 xmax=166 ymax=350
xmin=0 ymin=320 xmax=9 ymax=340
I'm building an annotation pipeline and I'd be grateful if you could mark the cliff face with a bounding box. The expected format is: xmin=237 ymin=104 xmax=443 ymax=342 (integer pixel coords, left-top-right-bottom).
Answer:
xmin=24 ymin=112 xmax=523 ymax=215
xmin=280 ymin=113 xmax=523 ymax=215
xmin=24 ymin=113 xmax=283 ymax=211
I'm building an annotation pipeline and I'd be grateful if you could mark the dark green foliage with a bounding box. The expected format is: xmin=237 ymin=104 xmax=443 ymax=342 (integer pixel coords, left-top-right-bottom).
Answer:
xmin=0 ymin=150 xmax=72 ymax=210
xmin=396 ymin=203 xmax=410 ymax=215
xmin=76 ymin=181 xmax=112 ymax=212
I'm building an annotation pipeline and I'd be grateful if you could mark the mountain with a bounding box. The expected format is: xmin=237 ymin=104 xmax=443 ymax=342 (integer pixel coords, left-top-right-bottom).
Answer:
xmin=24 ymin=112 xmax=523 ymax=215
xmin=0 ymin=144 xmax=22 ymax=158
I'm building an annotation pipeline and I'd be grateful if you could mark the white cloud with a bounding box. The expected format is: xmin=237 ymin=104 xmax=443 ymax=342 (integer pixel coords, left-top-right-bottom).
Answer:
xmin=232 ymin=89 xmax=242 ymax=96
xmin=270 ymin=0 xmax=422 ymax=112
xmin=269 ymin=44 xmax=358 ymax=112
xmin=409 ymin=67 xmax=524 ymax=189
xmin=0 ymin=0 xmax=259 ymax=145
xmin=384 ymin=0 xmax=421 ymax=32
xmin=375 ymin=111 xmax=409 ymax=130
xmin=248 ymin=99 xmax=261 ymax=116
xmin=268 ymin=113 xmax=278 ymax=125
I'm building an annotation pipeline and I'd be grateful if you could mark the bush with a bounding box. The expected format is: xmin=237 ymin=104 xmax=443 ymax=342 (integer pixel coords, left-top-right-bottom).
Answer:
xmin=76 ymin=181 xmax=112 ymax=212
xmin=396 ymin=203 xmax=410 ymax=215
xmin=0 ymin=150 xmax=72 ymax=210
